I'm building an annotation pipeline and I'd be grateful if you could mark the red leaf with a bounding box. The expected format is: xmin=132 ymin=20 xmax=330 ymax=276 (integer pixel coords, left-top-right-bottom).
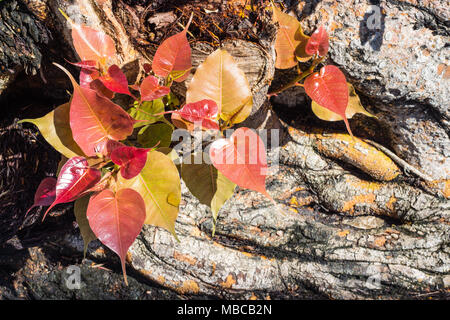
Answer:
xmin=305 ymin=26 xmax=329 ymax=57
xmin=174 ymin=99 xmax=219 ymax=130
xmin=79 ymin=67 xmax=99 ymax=88
xmin=87 ymin=188 xmax=146 ymax=285
xmin=152 ymin=22 xmax=192 ymax=82
xmin=55 ymin=63 xmax=134 ymax=156
xmin=97 ymin=139 xmax=126 ymax=157
xmin=43 ymin=157 xmax=101 ymax=220
xmin=71 ymin=23 xmax=116 ymax=63
xmin=111 ymin=146 xmax=151 ymax=179
xmin=89 ymin=79 xmax=115 ymax=99
xmin=68 ymin=60 xmax=98 ymax=71
xmin=26 ymin=177 xmax=57 ymax=216
xmin=304 ymin=65 xmax=352 ymax=135
xmin=140 ymin=75 xmax=170 ymax=101
xmin=209 ymin=127 xmax=272 ymax=200
xmin=99 ymin=65 xmax=132 ymax=96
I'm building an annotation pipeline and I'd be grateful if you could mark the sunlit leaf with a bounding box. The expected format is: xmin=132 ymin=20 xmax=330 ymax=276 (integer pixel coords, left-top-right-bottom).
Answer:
xmin=304 ymin=65 xmax=352 ymax=136
xmin=74 ymin=195 xmax=97 ymax=258
xmin=87 ymin=188 xmax=146 ymax=285
xmin=26 ymin=177 xmax=57 ymax=216
xmin=128 ymin=99 xmax=166 ymax=128
xmin=138 ymin=123 xmax=173 ymax=148
xmin=19 ymin=102 xmax=85 ymax=159
xmin=152 ymin=21 xmax=192 ymax=82
xmin=111 ymin=146 xmax=151 ymax=180
xmin=55 ymin=63 xmax=134 ymax=156
xmin=311 ymin=83 xmax=376 ymax=121
xmin=99 ymin=65 xmax=132 ymax=96
xmin=209 ymin=127 xmax=272 ymax=200
xmin=61 ymin=9 xmax=116 ymax=63
xmin=272 ymin=4 xmax=311 ymax=68
xmin=140 ymin=75 xmax=170 ymax=102
xmin=117 ymin=150 xmax=181 ymax=237
xmin=43 ymin=156 xmax=101 ymax=220
xmin=186 ymin=49 xmax=252 ymax=124
xmin=174 ymin=99 xmax=219 ymax=131
xmin=305 ymin=25 xmax=329 ymax=57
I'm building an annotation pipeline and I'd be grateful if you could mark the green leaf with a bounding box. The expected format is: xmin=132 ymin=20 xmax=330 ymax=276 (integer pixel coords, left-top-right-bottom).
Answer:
xmin=128 ymin=99 xmax=165 ymax=128
xmin=19 ymin=102 xmax=85 ymax=158
xmin=138 ymin=122 xmax=173 ymax=148
xmin=117 ymin=150 xmax=181 ymax=238
xmin=181 ymin=152 xmax=236 ymax=235
xmin=74 ymin=195 xmax=97 ymax=258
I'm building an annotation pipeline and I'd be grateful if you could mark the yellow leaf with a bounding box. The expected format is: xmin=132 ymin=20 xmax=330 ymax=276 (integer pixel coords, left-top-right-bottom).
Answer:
xmin=272 ymin=4 xmax=311 ymax=69
xmin=311 ymin=83 xmax=376 ymax=121
xmin=186 ymin=49 xmax=253 ymax=124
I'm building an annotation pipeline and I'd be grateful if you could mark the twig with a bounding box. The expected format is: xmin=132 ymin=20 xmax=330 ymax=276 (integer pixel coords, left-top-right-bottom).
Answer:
xmin=363 ymin=139 xmax=433 ymax=182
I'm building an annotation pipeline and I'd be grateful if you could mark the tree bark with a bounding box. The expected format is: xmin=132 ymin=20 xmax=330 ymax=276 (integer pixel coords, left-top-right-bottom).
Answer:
xmin=0 ymin=0 xmax=448 ymax=299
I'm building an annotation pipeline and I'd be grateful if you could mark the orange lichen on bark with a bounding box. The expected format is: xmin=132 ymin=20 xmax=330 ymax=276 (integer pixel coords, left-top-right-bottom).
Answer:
xmin=337 ymin=229 xmax=350 ymax=237
xmin=173 ymin=251 xmax=197 ymax=266
xmin=220 ymin=274 xmax=236 ymax=289
xmin=373 ymin=236 xmax=387 ymax=247
xmin=424 ymin=179 xmax=450 ymax=199
xmin=178 ymin=280 xmax=200 ymax=294
xmin=315 ymin=133 xmax=401 ymax=181
xmin=341 ymin=194 xmax=376 ymax=214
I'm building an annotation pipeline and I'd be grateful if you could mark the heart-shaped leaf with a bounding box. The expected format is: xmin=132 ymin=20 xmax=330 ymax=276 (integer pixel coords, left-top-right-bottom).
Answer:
xmin=26 ymin=177 xmax=57 ymax=216
xmin=152 ymin=21 xmax=192 ymax=82
xmin=186 ymin=49 xmax=252 ymax=124
xmin=305 ymin=26 xmax=329 ymax=57
xmin=99 ymin=65 xmax=132 ymax=96
xmin=43 ymin=156 xmax=101 ymax=220
xmin=140 ymin=75 xmax=171 ymax=102
xmin=19 ymin=102 xmax=85 ymax=159
xmin=304 ymin=65 xmax=352 ymax=135
xmin=311 ymin=83 xmax=376 ymax=121
xmin=272 ymin=4 xmax=311 ymax=68
xmin=181 ymin=152 xmax=236 ymax=235
xmin=174 ymin=99 xmax=219 ymax=131
xmin=209 ymin=127 xmax=272 ymax=200
xmin=74 ymin=195 xmax=97 ymax=258
xmin=111 ymin=146 xmax=151 ymax=179
xmin=55 ymin=63 xmax=134 ymax=156
xmin=117 ymin=150 xmax=181 ymax=237
xmin=87 ymin=188 xmax=146 ymax=285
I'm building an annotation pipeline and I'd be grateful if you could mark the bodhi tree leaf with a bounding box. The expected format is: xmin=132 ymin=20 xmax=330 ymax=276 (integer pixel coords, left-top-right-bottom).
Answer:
xmin=26 ymin=177 xmax=57 ymax=216
xmin=152 ymin=20 xmax=192 ymax=82
xmin=54 ymin=63 xmax=134 ymax=156
xmin=209 ymin=127 xmax=273 ymax=201
xmin=311 ymin=83 xmax=376 ymax=122
xmin=181 ymin=152 xmax=236 ymax=234
xmin=173 ymin=100 xmax=219 ymax=131
xmin=272 ymin=4 xmax=311 ymax=68
xmin=86 ymin=188 xmax=146 ymax=285
xmin=305 ymin=25 xmax=329 ymax=57
xmin=111 ymin=146 xmax=151 ymax=180
xmin=74 ymin=195 xmax=97 ymax=258
xmin=304 ymin=65 xmax=352 ymax=136
xmin=138 ymin=122 xmax=173 ymax=149
xmin=44 ymin=157 xmax=101 ymax=220
xmin=60 ymin=10 xmax=116 ymax=63
xmin=129 ymin=99 xmax=166 ymax=128
xmin=19 ymin=102 xmax=85 ymax=159
xmin=186 ymin=49 xmax=252 ymax=124
xmin=99 ymin=65 xmax=132 ymax=96
xmin=117 ymin=150 xmax=181 ymax=238
xmin=140 ymin=75 xmax=171 ymax=102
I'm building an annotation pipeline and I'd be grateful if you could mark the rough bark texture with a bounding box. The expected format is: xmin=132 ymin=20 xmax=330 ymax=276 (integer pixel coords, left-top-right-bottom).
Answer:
xmin=0 ymin=0 xmax=449 ymax=299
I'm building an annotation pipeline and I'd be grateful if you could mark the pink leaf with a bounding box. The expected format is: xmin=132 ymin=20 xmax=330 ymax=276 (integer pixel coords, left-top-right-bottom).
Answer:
xmin=140 ymin=75 xmax=170 ymax=101
xmin=99 ymin=65 xmax=132 ymax=96
xmin=87 ymin=188 xmax=146 ymax=285
xmin=209 ymin=127 xmax=272 ymax=200
xmin=43 ymin=157 xmax=101 ymax=220
xmin=305 ymin=26 xmax=329 ymax=57
xmin=174 ymin=99 xmax=219 ymax=130
xmin=26 ymin=177 xmax=57 ymax=216
xmin=111 ymin=146 xmax=151 ymax=179
xmin=304 ymin=65 xmax=352 ymax=135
